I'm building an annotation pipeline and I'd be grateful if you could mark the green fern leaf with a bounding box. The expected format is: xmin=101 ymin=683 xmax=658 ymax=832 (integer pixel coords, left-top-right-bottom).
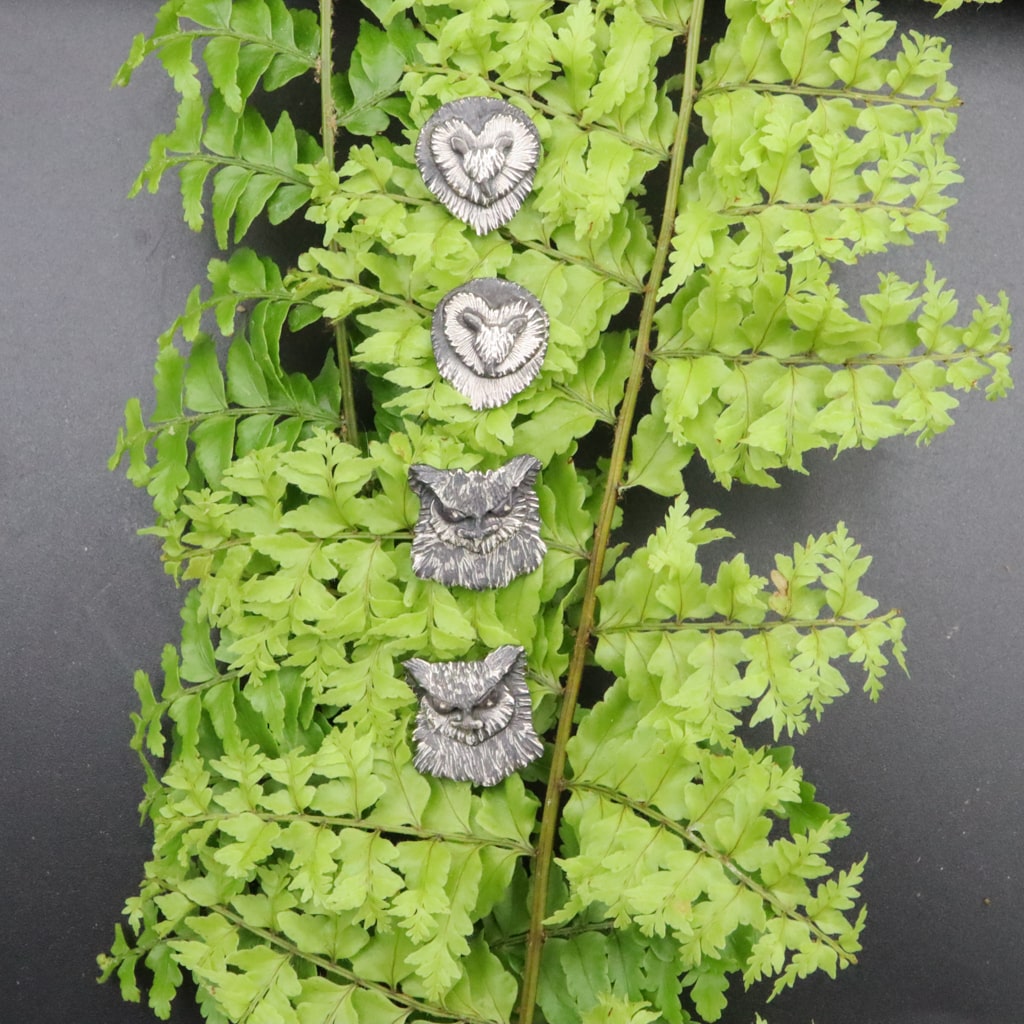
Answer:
xmin=106 ymin=1 xmax=1011 ymax=1021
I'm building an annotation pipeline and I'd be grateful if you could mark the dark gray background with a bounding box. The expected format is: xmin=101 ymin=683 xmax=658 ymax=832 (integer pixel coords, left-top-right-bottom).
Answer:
xmin=0 ymin=2 xmax=1020 ymax=1023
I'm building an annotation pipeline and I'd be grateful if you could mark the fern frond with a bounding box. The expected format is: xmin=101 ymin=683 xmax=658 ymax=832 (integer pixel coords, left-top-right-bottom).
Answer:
xmin=641 ymin=0 xmax=1012 ymax=487
xmin=105 ymin=1 xmax=1011 ymax=1022
xmin=115 ymin=0 xmax=318 ymax=101
xmin=118 ymin=0 xmax=321 ymax=241
xmin=110 ymin=250 xmax=339 ymax=516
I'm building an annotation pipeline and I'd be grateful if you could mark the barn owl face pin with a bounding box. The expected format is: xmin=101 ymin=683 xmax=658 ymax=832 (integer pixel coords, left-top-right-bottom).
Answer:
xmin=415 ymin=97 xmax=541 ymax=236
xmin=432 ymin=278 xmax=548 ymax=410
xmin=405 ymin=646 xmax=543 ymax=787
xmin=408 ymin=455 xmax=546 ymax=591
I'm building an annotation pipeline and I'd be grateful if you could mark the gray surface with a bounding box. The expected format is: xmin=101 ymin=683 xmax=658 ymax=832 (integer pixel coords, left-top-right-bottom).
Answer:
xmin=0 ymin=2 xmax=1021 ymax=1023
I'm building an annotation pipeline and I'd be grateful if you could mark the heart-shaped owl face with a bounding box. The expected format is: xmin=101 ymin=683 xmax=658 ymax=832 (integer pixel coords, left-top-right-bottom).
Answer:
xmin=432 ymin=278 xmax=549 ymax=410
xmin=416 ymin=97 xmax=541 ymax=236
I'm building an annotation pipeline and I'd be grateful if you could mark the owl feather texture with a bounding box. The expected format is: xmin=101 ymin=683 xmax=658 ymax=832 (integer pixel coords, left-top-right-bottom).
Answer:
xmin=432 ymin=278 xmax=548 ymax=410
xmin=415 ymin=97 xmax=541 ymax=236
xmin=408 ymin=455 xmax=546 ymax=590
xmin=405 ymin=646 xmax=543 ymax=787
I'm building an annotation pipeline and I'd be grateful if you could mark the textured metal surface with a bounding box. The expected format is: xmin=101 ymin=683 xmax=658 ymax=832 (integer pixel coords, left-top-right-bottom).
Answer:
xmin=432 ymin=277 xmax=548 ymax=409
xmin=408 ymin=456 xmax=546 ymax=590
xmin=416 ymin=97 xmax=541 ymax=235
xmin=406 ymin=646 xmax=543 ymax=787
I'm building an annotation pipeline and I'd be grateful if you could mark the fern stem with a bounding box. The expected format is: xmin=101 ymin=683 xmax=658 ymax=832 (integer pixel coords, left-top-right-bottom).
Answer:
xmin=299 ymin=273 xmax=432 ymax=317
xmin=597 ymin=610 xmax=905 ymax=635
xmin=652 ymin=349 xmax=1008 ymax=367
xmin=727 ymin=198 xmax=940 ymax=215
xmin=147 ymin=28 xmax=315 ymax=69
xmin=569 ymin=781 xmax=859 ymax=967
xmin=351 ymin=186 xmax=645 ymax=290
xmin=405 ymin=64 xmax=670 ymax=158
xmin=701 ymin=80 xmax=962 ymax=112
xmin=319 ymin=1 xmax=336 ymax=170
xmin=162 ymin=151 xmax=310 ymax=185
xmin=185 ymin=898 xmax=499 ymax=1024
xmin=517 ymin=3 xmax=707 ymax=1021
xmin=150 ymin=407 xmax=342 ymax=429
xmin=319 ymin=0 xmax=360 ymax=445
xmin=507 ymin=233 xmax=645 ymax=292
xmin=174 ymin=811 xmax=534 ymax=853
xmin=334 ymin=318 xmax=360 ymax=444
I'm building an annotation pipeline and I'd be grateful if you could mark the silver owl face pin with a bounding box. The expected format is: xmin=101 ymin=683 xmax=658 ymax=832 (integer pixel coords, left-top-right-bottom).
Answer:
xmin=415 ymin=97 xmax=541 ymax=236
xmin=408 ymin=455 xmax=546 ymax=591
xmin=433 ymin=278 xmax=549 ymax=410
xmin=405 ymin=645 xmax=543 ymax=787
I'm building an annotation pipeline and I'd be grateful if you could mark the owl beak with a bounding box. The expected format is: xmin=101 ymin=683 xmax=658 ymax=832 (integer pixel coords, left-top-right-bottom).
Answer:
xmin=458 ymin=516 xmax=490 ymax=538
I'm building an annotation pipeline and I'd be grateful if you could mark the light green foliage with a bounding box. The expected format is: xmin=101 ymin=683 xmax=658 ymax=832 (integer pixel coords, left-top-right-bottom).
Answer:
xmin=118 ymin=0 xmax=322 ymax=241
xmin=595 ymin=506 xmax=906 ymax=738
xmin=650 ymin=0 xmax=1011 ymax=486
xmin=102 ymin=1 xmax=1009 ymax=1023
xmin=110 ymin=249 xmax=340 ymax=517
xmin=925 ymin=0 xmax=1005 ymax=13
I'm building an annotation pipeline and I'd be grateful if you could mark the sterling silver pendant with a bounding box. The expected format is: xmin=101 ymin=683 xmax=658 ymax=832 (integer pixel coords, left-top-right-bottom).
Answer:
xmin=415 ymin=97 xmax=541 ymax=236
xmin=408 ymin=455 xmax=546 ymax=591
xmin=432 ymin=278 xmax=548 ymax=410
xmin=405 ymin=646 xmax=543 ymax=787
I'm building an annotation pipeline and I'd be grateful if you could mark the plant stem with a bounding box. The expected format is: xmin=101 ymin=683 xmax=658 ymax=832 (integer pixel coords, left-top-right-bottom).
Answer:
xmin=319 ymin=0 xmax=359 ymax=444
xmin=201 ymin=899 xmax=498 ymax=1024
xmin=334 ymin=318 xmax=360 ymax=444
xmin=701 ymin=79 xmax=962 ymax=112
xmin=597 ymin=610 xmax=905 ymax=635
xmin=569 ymin=781 xmax=859 ymax=966
xmin=178 ymin=811 xmax=533 ymax=853
xmin=405 ymin=64 xmax=670 ymax=158
xmin=516 ymin=3 xmax=707 ymax=1021
xmin=319 ymin=0 xmax=336 ymax=170
xmin=652 ymin=349 xmax=1009 ymax=368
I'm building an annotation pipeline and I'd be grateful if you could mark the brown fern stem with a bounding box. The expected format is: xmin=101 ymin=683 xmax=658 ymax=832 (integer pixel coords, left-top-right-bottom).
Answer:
xmin=319 ymin=0 xmax=359 ymax=445
xmin=516 ymin=2 xmax=708 ymax=1020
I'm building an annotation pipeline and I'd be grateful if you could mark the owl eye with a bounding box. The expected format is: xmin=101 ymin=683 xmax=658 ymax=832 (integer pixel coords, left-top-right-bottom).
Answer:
xmin=460 ymin=309 xmax=485 ymax=334
xmin=427 ymin=695 xmax=458 ymax=715
xmin=504 ymin=315 xmax=528 ymax=338
xmin=437 ymin=504 xmax=472 ymax=524
xmin=490 ymin=497 xmax=515 ymax=517
xmin=475 ymin=686 xmax=504 ymax=710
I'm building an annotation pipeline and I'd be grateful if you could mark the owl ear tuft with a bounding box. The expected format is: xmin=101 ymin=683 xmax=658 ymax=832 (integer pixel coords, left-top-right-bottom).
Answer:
xmin=500 ymin=454 xmax=541 ymax=490
xmin=403 ymin=657 xmax=433 ymax=690
xmin=408 ymin=464 xmax=446 ymax=500
xmin=484 ymin=644 xmax=526 ymax=682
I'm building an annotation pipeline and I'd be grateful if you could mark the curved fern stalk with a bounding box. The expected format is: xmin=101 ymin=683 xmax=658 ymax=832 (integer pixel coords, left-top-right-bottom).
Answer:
xmin=518 ymin=0 xmax=708 ymax=1017
xmin=317 ymin=0 xmax=359 ymax=443
xmin=102 ymin=1 xmax=1011 ymax=1023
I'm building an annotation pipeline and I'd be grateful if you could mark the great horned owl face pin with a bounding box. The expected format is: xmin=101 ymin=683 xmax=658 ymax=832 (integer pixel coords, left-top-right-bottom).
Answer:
xmin=415 ymin=97 xmax=541 ymax=236
xmin=432 ymin=278 xmax=549 ymax=410
xmin=408 ymin=455 xmax=546 ymax=591
xmin=405 ymin=645 xmax=543 ymax=787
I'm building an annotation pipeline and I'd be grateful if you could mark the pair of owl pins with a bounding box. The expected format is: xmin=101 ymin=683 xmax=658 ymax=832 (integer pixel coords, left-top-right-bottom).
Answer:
xmin=406 ymin=101 xmax=548 ymax=787
xmin=417 ymin=98 xmax=548 ymax=411
xmin=403 ymin=458 xmax=546 ymax=787
xmin=404 ymin=455 xmax=548 ymax=787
